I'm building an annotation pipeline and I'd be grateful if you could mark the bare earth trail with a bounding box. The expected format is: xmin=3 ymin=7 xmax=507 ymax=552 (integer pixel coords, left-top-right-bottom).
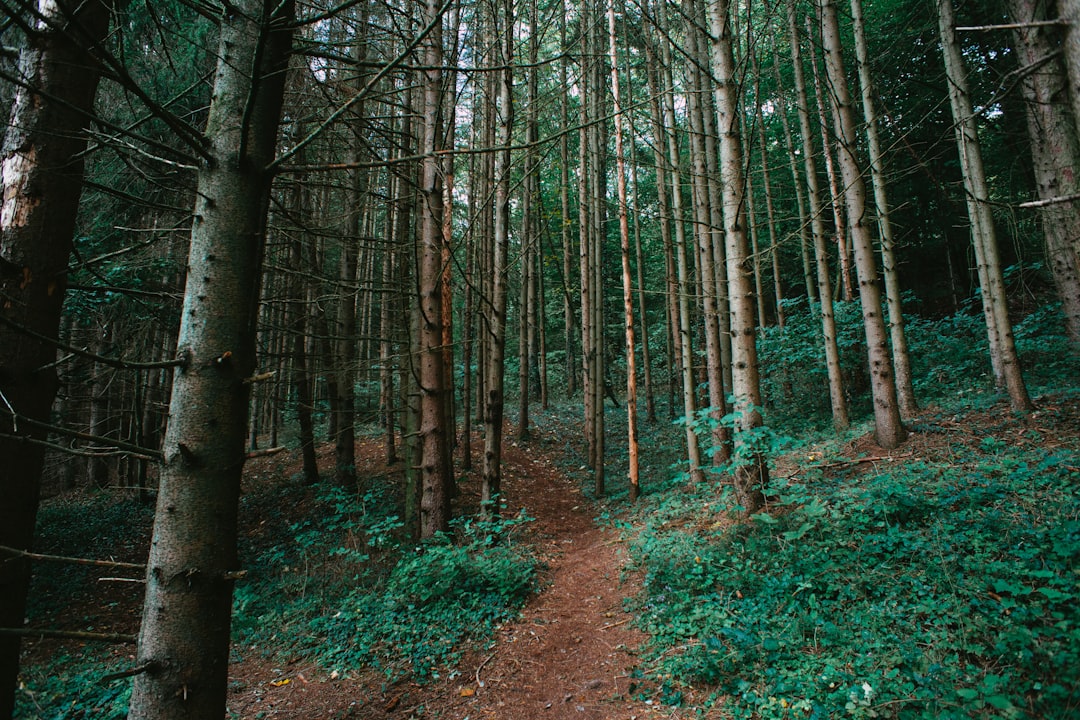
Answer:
xmin=227 ymin=430 xmax=671 ymax=720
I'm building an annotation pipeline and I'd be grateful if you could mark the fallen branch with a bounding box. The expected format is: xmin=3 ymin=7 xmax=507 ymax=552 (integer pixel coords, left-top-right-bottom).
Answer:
xmin=0 ymin=627 xmax=136 ymax=643
xmin=246 ymin=446 xmax=286 ymax=459
xmin=599 ymin=617 xmax=632 ymax=631
xmin=0 ymin=544 xmax=144 ymax=570
xmin=817 ymin=452 xmax=914 ymax=470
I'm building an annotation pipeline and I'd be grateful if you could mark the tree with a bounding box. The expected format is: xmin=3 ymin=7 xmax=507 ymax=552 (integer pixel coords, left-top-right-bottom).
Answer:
xmin=1009 ymin=0 xmax=1080 ymax=346
xmin=818 ymin=0 xmax=907 ymax=449
xmin=708 ymin=0 xmax=768 ymax=513
xmin=0 ymin=1 xmax=114 ymax=714
xmin=128 ymin=0 xmax=294 ymax=715
xmin=936 ymin=0 xmax=1033 ymax=413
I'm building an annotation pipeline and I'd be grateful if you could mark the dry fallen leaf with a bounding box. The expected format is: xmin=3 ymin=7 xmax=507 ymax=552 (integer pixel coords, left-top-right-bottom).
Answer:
xmin=269 ymin=679 xmax=290 ymax=687
xmin=460 ymin=686 xmax=476 ymax=697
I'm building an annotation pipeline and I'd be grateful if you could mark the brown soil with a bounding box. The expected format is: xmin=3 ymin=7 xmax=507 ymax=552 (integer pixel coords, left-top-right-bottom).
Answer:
xmin=223 ymin=426 xmax=670 ymax=720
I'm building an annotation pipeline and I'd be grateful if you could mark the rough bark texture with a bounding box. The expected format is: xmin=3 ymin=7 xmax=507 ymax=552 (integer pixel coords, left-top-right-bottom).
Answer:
xmin=819 ymin=0 xmax=907 ymax=449
xmin=418 ymin=0 xmax=450 ymax=537
xmin=850 ymin=0 xmax=918 ymax=415
xmin=1011 ymin=0 xmax=1080 ymax=346
xmin=609 ymin=0 xmax=640 ymax=501
xmin=0 ymin=1 xmax=110 ymax=714
xmin=709 ymin=0 xmax=767 ymax=514
xmin=937 ymin=0 xmax=1033 ymax=413
xmin=127 ymin=2 xmax=293 ymax=717
xmin=789 ymin=0 xmax=849 ymax=430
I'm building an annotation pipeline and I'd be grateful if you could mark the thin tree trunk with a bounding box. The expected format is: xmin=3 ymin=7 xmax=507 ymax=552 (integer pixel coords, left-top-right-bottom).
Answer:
xmin=819 ymin=0 xmax=908 ymax=448
xmin=709 ymin=0 xmax=768 ymax=513
xmin=417 ymin=0 xmax=451 ymax=538
xmin=481 ymin=0 xmax=513 ymax=513
xmin=850 ymin=0 xmax=918 ymax=415
xmin=937 ymin=0 xmax=1034 ymax=412
xmin=609 ymin=0 xmax=640 ymax=501
xmin=789 ymin=0 xmax=849 ymax=430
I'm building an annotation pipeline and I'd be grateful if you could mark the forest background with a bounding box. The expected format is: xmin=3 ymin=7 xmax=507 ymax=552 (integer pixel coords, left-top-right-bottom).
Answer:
xmin=1 ymin=0 xmax=1079 ymax=716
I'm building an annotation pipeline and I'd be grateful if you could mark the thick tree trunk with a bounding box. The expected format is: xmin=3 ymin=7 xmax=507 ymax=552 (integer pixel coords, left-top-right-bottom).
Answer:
xmin=0 ymin=1 xmax=111 ymax=714
xmin=819 ymin=0 xmax=907 ymax=449
xmin=709 ymin=0 xmax=767 ymax=514
xmin=417 ymin=0 xmax=451 ymax=537
xmin=1010 ymin=0 xmax=1080 ymax=346
xmin=127 ymin=2 xmax=293 ymax=717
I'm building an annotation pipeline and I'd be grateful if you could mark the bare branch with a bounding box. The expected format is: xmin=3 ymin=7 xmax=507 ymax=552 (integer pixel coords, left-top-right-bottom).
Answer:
xmin=0 ymin=544 xmax=144 ymax=570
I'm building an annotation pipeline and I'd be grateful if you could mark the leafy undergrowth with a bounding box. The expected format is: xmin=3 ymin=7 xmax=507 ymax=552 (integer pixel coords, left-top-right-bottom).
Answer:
xmin=232 ymin=480 xmax=538 ymax=683
xmin=627 ymin=393 xmax=1080 ymax=718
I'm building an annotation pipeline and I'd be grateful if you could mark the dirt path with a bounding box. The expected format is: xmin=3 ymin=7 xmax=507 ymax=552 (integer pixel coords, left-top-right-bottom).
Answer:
xmin=227 ymin=432 xmax=669 ymax=720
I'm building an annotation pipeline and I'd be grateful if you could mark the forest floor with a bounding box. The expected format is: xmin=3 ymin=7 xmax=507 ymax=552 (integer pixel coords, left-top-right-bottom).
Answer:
xmin=19 ymin=389 xmax=1080 ymax=719
xmin=224 ymin=425 xmax=674 ymax=720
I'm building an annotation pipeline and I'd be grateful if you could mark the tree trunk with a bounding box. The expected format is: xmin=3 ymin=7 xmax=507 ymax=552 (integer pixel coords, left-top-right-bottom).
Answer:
xmin=937 ymin=0 xmax=1034 ymax=413
xmin=0 ymin=1 xmax=111 ymax=713
xmin=850 ymin=0 xmax=918 ymax=416
xmin=789 ymin=0 xmax=849 ymax=430
xmin=127 ymin=3 xmax=293 ymax=717
xmin=417 ymin=0 xmax=451 ymax=538
xmin=609 ymin=0 xmax=640 ymax=501
xmin=1010 ymin=0 xmax=1080 ymax=346
xmin=708 ymin=0 xmax=767 ymax=513
xmin=819 ymin=0 xmax=908 ymax=449
xmin=482 ymin=0 xmax=513 ymax=514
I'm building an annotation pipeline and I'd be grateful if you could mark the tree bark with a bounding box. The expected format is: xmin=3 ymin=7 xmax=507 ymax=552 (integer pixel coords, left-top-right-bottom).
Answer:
xmin=819 ymin=0 xmax=908 ymax=448
xmin=127 ymin=2 xmax=293 ymax=717
xmin=789 ymin=0 xmax=849 ymax=430
xmin=937 ymin=0 xmax=1034 ymax=413
xmin=1010 ymin=0 xmax=1080 ymax=346
xmin=708 ymin=0 xmax=768 ymax=513
xmin=0 ymin=1 xmax=112 ymax=713
xmin=850 ymin=0 xmax=918 ymax=416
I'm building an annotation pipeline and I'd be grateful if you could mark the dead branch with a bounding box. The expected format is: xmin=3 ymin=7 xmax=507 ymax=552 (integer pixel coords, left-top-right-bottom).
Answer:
xmin=0 ymin=627 xmax=136 ymax=643
xmin=0 ymin=544 xmax=144 ymax=570
xmin=816 ymin=452 xmax=914 ymax=470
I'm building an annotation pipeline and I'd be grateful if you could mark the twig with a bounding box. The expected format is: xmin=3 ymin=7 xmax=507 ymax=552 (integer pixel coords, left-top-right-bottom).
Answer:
xmin=0 ymin=431 xmax=158 ymax=462
xmin=475 ymin=650 xmax=497 ymax=688
xmin=246 ymin=446 xmax=286 ymax=459
xmin=0 ymin=544 xmax=143 ymax=570
xmin=599 ymin=618 xmax=632 ymax=631
xmin=1018 ymin=192 xmax=1080 ymax=209
xmin=0 ymin=627 xmax=136 ymax=643
xmin=98 ymin=577 xmax=145 ymax=584
xmin=0 ymin=387 xmax=16 ymax=431
xmin=817 ymin=452 xmax=913 ymax=470
xmin=100 ymin=661 xmax=158 ymax=684
xmin=957 ymin=20 xmax=1067 ymax=31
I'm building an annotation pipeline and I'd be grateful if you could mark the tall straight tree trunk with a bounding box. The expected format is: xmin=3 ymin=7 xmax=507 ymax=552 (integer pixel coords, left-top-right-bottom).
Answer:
xmin=807 ymin=19 xmax=853 ymax=304
xmin=937 ymin=0 xmax=1033 ymax=413
xmin=1060 ymin=0 xmax=1080 ymax=142
xmin=128 ymin=1 xmax=294 ymax=717
xmin=1010 ymin=0 xmax=1080 ymax=345
xmin=559 ymin=0 xmax=578 ymax=398
xmin=630 ymin=131 xmax=657 ymax=423
xmin=819 ymin=0 xmax=907 ymax=448
xmin=772 ymin=31 xmax=816 ymax=305
xmin=482 ymin=0 xmax=514 ymax=513
xmin=850 ymin=0 xmax=918 ymax=415
xmin=656 ymin=13 xmax=704 ymax=482
xmin=0 ymin=0 xmax=112 ymax=713
xmin=417 ymin=0 xmax=451 ymax=537
xmin=709 ymin=0 xmax=767 ymax=513
xmin=789 ymin=0 xmax=848 ymax=429
xmin=609 ymin=0 xmax=640 ymax=501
